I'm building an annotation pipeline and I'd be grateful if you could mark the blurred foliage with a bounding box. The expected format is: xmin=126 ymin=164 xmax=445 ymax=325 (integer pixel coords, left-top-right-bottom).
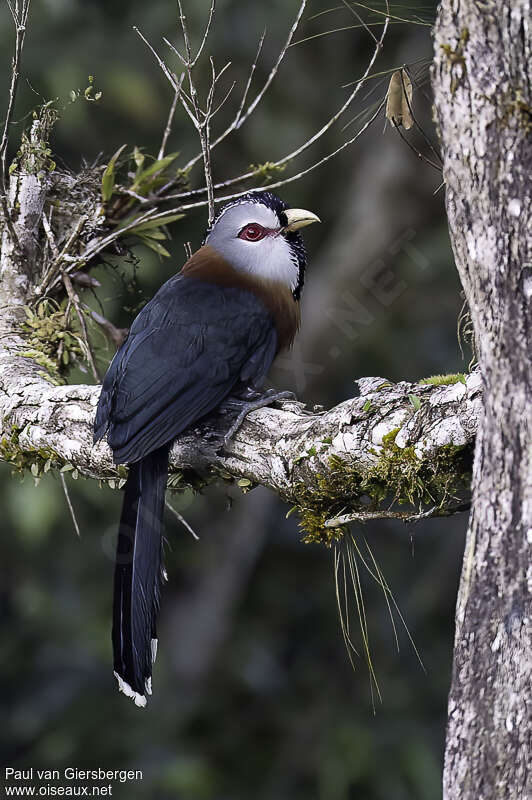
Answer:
xmin=0 ymin=1 xmax=469 ymax=798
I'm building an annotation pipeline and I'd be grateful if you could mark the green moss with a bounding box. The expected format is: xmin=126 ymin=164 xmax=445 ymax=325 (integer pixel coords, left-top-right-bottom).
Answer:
xmin=0 ymin=426 xmax=62 ymax=481
xmin=290 ymin=429 xmax=472 ymax=546
xmin=10 ymin=102 xmax=59 ymax=177
xmin=440 ymin=28 xmax=469 ymax=95
xmin=419 ymin=373 xmax=466 ymax=386
xmin=501 ymin=88 xmax=532 ymax=134
xmin=20 ymin=300 xmax=84 ymax=384
xmin=249 ymin=161 xmax=287 ymax=181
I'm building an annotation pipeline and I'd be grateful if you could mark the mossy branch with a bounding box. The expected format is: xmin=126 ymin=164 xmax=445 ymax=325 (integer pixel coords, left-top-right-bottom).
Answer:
xmin=0 ymin=346 xmax=481 ymax=542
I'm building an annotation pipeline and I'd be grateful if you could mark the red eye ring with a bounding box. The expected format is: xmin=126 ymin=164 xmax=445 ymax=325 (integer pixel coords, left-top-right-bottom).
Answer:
xmin=238 ymin=223 xmax=267 ymax=242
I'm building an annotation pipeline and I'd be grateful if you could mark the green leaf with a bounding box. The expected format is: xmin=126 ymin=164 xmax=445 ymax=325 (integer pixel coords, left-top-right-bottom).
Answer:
xmin=408 ymin=394 xmax=422 ymax=411
xmin=419 ymin=373 xmax=467 ymax=386
xmin=363 ymin=399 xmax=373 ymax=413
xmin=129 ymin=212 xmax=184 ymax=233
xmin=138 ymin=236 xmax=171 ymax=258
xmin=135 ymin=228 xmax=167 ymax=241
xmin=131 ymin=152 xmax=180 ymax=192
xmin=133 ymin=146 xmax=145 ymax=170
xmin=101 ymin=144 xmax=127 ymax=203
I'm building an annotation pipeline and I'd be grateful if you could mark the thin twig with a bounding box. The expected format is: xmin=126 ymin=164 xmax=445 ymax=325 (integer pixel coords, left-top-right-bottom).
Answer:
xmin=398 ymin=66 xmax=443 ymax=167
xmin=133 ymin=27 xmax=180 ymax=92
xmin=190 ymin=0 xmax=216 ymax=67
xmin=392 ymin=120 xmax=443 ymax=172
xmin=172 ymin=0 xmax=218 ymax=225
xmin=89 ymin=308 xmax=129 ymax=349
xmin=158 ymin=80 xmax=183 ymax=160
xmin=180 ymin=1 xmax=307 ymax=174
xmin=165 ymin=498 xmax=200 ymax=540
xmin=42 ymin=207 xmax=168 ymax=294
xmin=175 ymin=98 xmax=386 ymax=212
xmin=60 ymin=472 xmax=81 ymax=538
xmin=174 ymin=5 xmax=390 ymax=200
xmin=37 ymin=214 xmax=87 ymax=295
xmin=41 ymin=211 xmax=59 ymax=260
xmin=325 ymin=501 xmax=471 ymax=528
xmin=341 ymin=0 xmax=378 ymax=45
xmin=62 ymin=272 xmax=101 ymax=382
xmin=70 ymin=272 xmax=101 ymax=289
xmin=0 ymin=0 xmax=31 ymax=253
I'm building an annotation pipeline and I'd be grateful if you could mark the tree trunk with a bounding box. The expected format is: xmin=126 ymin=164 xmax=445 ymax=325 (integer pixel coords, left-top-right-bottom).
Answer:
xmin=432 ymin=1 xmax=531 ymax=797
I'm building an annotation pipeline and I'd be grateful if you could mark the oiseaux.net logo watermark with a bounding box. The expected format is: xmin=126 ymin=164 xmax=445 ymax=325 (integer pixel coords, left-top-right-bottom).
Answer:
xmin=3 ymin=768 xmax=142 ymax=797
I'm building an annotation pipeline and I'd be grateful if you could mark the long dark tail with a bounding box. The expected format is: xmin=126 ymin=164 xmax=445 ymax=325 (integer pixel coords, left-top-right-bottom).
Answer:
xmin=112 ymin=444 xmax=170 ymax=706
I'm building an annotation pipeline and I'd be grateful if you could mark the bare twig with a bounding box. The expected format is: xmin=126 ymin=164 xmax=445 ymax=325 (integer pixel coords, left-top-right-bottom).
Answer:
xmin=190 ymin=0 xmax=216 ymax=67
xmin=60 ymin=471 xmax=81 ymax=538
xmin=324 ymin=502 xmax=471 ymax=528
xmin=37 ymin=214 xmax=87 ymax=295
xmin=70 ymin=272 xmax=101 ymax=289
xmin=89 ymin=309 xmax=129 ymax=349
xmin=398 ymin=67 xmax=443 ymax=168
xmin=341 ymin=0 xmax=378 ymax=45
xmin=172 ymin=5 xmax=390 ymax=202
xmin=62 ymin=272 xmax=100 ymax=382
xmin=40 ymin=206 xmax=181 ymax=295
xmin=158 ymin=81 xmax=183 ymax=160
xmin=168 ymin=0 xmax=219 ymax=225
xmin=136 ymin=0 xmax=388 ymax=223
xmin=392 ymin=120 xmax=443 ymax=172
xmin=180 ymin=1 xmax=307 ymax=173
xmin=165 ymin=498 xmax=200 ymax=540
xmin=0 ymin=0 xmax=32 ymax=252
xmin=41 ymin=210 xmax=59 ymax=260
xmin=175 ymin=98 xmax=386 ymax=212
xmin=133 ymin=27 xmax=180 ymax=92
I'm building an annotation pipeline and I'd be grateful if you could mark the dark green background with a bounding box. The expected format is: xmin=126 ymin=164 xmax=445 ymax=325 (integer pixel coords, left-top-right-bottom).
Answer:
xmin=0 ymin=1 xmax=467 ymax=798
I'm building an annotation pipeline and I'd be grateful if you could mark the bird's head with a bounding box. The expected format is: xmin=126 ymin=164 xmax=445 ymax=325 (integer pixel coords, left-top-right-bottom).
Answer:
xmin=204 ymin=191 xmax=320 ymax=300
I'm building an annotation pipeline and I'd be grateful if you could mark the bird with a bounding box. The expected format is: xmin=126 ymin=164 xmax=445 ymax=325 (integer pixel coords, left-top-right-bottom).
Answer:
xmin=93 ymin=191 xmax=320 ymax=706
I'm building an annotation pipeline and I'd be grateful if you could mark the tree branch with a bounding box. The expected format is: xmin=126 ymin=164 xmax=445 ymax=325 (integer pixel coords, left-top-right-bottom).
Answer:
xmin=0 ymin=297 xmax=481 ymax=531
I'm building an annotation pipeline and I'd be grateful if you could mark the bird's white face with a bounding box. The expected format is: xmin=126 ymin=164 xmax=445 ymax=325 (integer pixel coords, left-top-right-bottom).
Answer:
xmin=205 ymin=200 xmax=317 ymax=292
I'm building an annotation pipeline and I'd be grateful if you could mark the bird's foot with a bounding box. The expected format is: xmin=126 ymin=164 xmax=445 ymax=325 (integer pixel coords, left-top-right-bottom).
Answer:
xmin=220 ymin=389 xmax=296 ymax=449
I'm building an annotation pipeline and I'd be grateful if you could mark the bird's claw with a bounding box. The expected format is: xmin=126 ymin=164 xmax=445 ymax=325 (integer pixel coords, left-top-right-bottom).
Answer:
xmin=219 ymin=389 xmax=297 ymax=451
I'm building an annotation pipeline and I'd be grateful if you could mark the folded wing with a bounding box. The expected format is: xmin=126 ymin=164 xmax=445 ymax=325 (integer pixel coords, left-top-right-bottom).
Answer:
xmin=94 ymin=275 xmax=277 ymax=463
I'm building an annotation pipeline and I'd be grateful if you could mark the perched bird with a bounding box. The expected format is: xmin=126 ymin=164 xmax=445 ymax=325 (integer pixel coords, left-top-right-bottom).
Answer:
xmin=94 ymin=191 xmax=320 ymax=706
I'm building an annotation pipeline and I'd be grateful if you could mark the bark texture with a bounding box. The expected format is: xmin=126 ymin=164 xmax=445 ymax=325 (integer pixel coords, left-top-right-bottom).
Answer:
xmin=432 ymin=1 xmax=531 ymax=797
xmin=0 ymin=122 xmax=480 ymax=527
xmin=0 ymin=288 xmax=480 ymax=525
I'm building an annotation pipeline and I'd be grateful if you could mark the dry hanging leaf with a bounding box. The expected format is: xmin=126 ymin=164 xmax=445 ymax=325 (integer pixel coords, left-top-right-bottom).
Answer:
xmin=386 ymin=69 xmax=414 ymax=130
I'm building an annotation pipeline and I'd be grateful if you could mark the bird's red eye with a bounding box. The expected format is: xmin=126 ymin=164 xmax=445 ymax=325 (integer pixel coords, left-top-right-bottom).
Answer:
xmin=238 ymin=223 xmax=266 ymax=242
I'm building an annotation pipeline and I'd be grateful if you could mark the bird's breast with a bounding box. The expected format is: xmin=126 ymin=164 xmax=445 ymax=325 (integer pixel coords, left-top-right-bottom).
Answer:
xmin=181 ymin=245 xmax=300 ymax=352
